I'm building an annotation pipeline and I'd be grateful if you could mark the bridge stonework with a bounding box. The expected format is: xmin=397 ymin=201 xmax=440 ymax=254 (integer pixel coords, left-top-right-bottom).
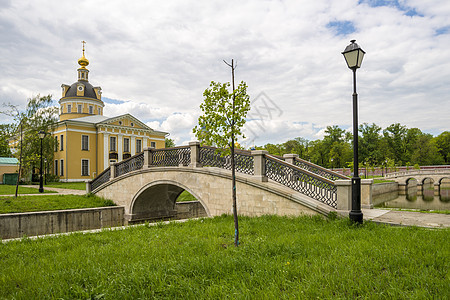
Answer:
xmin=90 ymin=143 xmax=352 ymax=223
xmin=94 ymin=167 xmax=332 ymax=223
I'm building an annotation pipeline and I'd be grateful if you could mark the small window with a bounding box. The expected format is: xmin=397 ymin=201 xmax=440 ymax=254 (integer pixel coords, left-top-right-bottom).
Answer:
xmin=110 ymin=136 xmax=116 ymax=152
xmin=82 ymin=135 xmax=89 ymax=151
xmin=60 ymin=135 xmax=64 ymax=151
xmin=150 ymin=141 xmax=156 ymax=148
xmin=81 ymin=159 xmax=89 ymax=176
xmin=60 ymin=159 xmax=64 ymax=176
xmin=130 ymin=122 xmax=134 ymax=127
xmin=124 ymin=138 xmax=130 ymax=153
xmin=54 ymin=160 xmax=58 ymax=176
xmin=78 ymin=104 xmax=82 ymax=113
xmin=67 ymin=104 xmax=72 ymax=113
xmin=118 ymin=121 xmax=122 ymax=125
xmin=81 ymin=73 xmax=85 ymax=78
xmin=136 ymin=139 xmax=142 ymax=153
xmin=54 ymin=136 xmax=58 ymax=152
xmin=89 ymin=106 xmax=93 ymax=114
xmin=98 ymin=107 xmax=101 ymax=115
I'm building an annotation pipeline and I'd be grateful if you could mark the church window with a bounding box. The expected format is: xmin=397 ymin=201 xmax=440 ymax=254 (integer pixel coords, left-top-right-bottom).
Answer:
xmin=131 ymin=123 xmax=134 ymax=127
xmin=98 ymin=108 xmax=101 ymax=115
xmin=136 ymin=139 xmax=142 ymax=153
xmin=54 ymin=136 xmax=58 ymax=152
xmin=110 ymin=136 xmax=116 ymax=152
xmin=89 ymin=106 xmax=93 ymax=114
xmin=81 ymin=73 xmax=85 ymax=78
xmin=60 ymin=135 xmax=64 ymax=151
xmin=78 ymin=104 xmax=82 ymax=113
xmin=54 ymin=160 xmax=58 ymax=176
xmin=81 ymin=159 xmax=89 ymax=176
xmin=124 ymin=138 xmax=130 ymax=153
xmin=68 ymin=105 xmax=72 ymax=113
xmin=118 ymin=121 xmax=122 ymax=125
xmin=60 ymin=159 xmax=64 ymax=176
xmin=151 ymin=141 xmax=156 ymax=148
xmin=82 ymin=135 xmax=89 ymax=151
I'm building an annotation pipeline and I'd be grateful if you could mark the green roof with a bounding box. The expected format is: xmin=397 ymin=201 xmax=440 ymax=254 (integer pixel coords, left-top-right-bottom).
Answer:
xmin=0 ymin=157 xmax=19 ymax=165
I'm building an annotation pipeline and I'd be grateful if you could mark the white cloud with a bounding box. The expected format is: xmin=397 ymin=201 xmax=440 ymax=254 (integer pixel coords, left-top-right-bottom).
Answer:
xmin=0 ymin=0 xmax=449 ymax=146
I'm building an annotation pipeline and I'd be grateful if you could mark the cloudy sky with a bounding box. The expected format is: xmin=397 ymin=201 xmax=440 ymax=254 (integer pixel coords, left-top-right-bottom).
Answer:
xmin=1 ymin=0 xmax=449 ymax=147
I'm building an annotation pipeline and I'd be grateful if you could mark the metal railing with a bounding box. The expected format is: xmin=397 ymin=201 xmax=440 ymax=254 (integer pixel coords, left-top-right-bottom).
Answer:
xmin=266 ymin=155 xmax=337 ymax=208
xmin=115 ymin=152 xmax=145 ymax=177
xmin=199 ymin=146 xmax=254 ymax=175
xmin=294 ymin=157 xmax=348 ymax=181
xmin=151 ymin=146 xmax=191 ymax=166
xmin=90 ymin=167 xmax=111 ymax=191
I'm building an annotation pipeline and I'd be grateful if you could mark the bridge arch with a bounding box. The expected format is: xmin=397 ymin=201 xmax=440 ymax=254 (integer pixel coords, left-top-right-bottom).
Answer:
xmin=130 ymin=180 xmax=210 ymax=221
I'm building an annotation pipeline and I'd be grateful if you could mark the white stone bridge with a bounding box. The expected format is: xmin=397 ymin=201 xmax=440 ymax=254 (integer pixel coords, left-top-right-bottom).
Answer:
xmin=385 ymin=169 xmax=450 ymax=195
xmin=88 ymin=143 xmax=354 ymax=223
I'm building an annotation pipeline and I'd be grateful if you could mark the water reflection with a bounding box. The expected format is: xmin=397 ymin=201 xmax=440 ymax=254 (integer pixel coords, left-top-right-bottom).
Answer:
xmin=375 ymin=178 xmax=450 ymax=210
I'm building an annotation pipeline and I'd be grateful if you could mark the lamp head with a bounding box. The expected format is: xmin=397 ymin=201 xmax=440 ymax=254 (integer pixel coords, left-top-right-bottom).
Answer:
xmin=38 ymin=130 xmax=46 ymax=139
xmin=342 ymin=40 xmax=365 ymax=70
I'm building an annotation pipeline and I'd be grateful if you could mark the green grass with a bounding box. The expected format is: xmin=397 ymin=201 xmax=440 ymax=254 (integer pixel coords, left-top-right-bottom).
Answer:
xmin=373 ymin=179 xmax=395 ymax=184
xmin=0 ymin=185 xmax=57 ymax=195
xmin=0 ymin=215 xmax=448 ymax=299
xmin=0 ymin=194 xmax=115 ymax=214
xmin=379 ymin=207 xmax=450 ymax=215
xmin=176 ymin=190 xmax=197 ymax=202
xmin=44 ymin=181 xmax=87 ymax=190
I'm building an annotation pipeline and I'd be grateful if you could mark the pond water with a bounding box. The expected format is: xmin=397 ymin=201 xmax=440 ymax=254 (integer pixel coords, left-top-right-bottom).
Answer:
xmin=374 ymin=178 xmax=450 ymax=211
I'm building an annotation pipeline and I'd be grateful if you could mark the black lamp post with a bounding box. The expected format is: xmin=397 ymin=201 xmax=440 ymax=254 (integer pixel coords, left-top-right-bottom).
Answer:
xmin=38 ymin=130 xmax=46 ymax=193
xmin=342 ymin=40 xmax=365 ymax=224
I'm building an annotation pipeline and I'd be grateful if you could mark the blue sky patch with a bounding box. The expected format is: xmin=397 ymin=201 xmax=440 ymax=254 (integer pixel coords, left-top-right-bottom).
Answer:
xmin=103 ymin=97 xmax=126 ymax=104
xmin=326 ymin=21 xmax=356 ymax=35
xmin=436 ymin=26 xmax=449 ymax=35
xmin=359 ymin=0 xmax=423 ymax=17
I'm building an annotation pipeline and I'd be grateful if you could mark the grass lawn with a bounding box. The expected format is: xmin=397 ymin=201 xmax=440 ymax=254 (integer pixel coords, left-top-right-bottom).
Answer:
xmin=0 ymin=215 xmax=448 ymax=299
xmin=0 ymin=185 xmax=56 ymax=195
xmin=44 ymin=181 xmax=87 ymax=190
xmin=0 ymin=194 xmax=115 ymax=214
xmin=176 ymin=190 xmax=197 ymax=202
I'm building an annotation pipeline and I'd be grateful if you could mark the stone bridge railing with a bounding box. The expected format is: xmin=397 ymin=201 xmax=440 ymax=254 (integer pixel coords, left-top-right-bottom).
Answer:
xmin=385 ymin=169 xmax=450 ymax=179
xmin=88 ymin=142 xmax=350 ymax=209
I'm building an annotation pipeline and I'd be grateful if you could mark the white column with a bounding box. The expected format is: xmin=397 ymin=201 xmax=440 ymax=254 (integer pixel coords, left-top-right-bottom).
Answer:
xmin=131 ymin=136 xmax=136 ymax=156
xmin=103 ymin=133 xmax=109 ymax=170
xmin=118 ymin=134 xmax=123 ymax=162
xmin=143 ymin=137 xmax=148 ymax=149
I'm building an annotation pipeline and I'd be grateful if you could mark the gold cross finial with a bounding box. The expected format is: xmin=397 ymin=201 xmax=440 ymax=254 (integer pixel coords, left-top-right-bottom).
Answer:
xmin=81 ymin=40 xmax=86 ymax=55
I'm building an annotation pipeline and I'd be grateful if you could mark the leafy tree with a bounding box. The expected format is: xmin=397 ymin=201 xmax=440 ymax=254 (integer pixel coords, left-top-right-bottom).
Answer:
xmin=0 ymin=124 xmax=14 ymax=157
xmin=383 ymin=123 xmax=407 ymax=165
xmin=411 ymin=134 xmax=444 ymax=165
xmin=165 ymin=138 xmax=175 ymax=148
xmin=193 ymin=60 xmax=250 ymax=247
xmin=359 ymin=123 xmax=382 ymax=166
xmin=2 ymin=95 xmax=58 ymax=196
xmin=435 ymin=131 xmax=450 ymax=164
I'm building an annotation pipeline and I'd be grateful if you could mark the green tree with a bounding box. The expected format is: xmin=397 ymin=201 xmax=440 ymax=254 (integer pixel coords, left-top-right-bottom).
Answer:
xmin=359 ymin=122 xmax=382 ymax=166
xmin=2 ymin=95 xmax=58 ymax=196
xmin=193 ymin=61 xmax=250 ymax=247
xmin=410 ymin=134 xmax=444 ymax=165
xmin=0 ymin=124 xmax=14 ymax=157
xmin=435 ymin=131 xmax=450 ymax=164
xmin=165 ymin=138 xmax=175 ymax=148
xmin=383 ymin=123 xmax=407 ymax=165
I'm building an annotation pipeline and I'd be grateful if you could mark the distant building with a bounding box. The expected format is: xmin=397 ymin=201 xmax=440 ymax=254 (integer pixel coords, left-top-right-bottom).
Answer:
xmin=0 ymin=157 xmax=18 ymax=184
xmin=52 ymin=44 xmax=168 ymax=181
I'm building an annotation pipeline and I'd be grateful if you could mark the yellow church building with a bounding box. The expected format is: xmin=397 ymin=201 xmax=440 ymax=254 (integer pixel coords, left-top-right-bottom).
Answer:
xmin=52 ymin=45 xmax=168 ymax=181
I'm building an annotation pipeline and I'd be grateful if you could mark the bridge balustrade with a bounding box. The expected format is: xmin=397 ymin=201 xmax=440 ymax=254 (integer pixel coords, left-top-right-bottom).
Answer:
xmin=88 ymin=142 xmax=346 ymax=209
xmin=265 ymin=155 xmax=337 ymax=208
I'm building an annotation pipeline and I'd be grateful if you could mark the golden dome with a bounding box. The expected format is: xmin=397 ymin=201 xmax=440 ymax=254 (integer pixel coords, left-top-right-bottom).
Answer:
xmin=78 ymin=41 xmax=89 ymax=69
